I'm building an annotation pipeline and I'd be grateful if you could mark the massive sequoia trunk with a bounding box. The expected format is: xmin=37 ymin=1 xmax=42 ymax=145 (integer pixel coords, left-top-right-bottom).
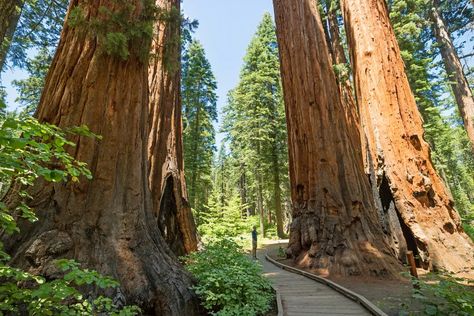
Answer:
xmin=430 ymin=0 xmax=474 ymax=152
xmin=273 ymin=0 xmax=401 ymax=277
xmin=4 ymin=1 xmax=200 ymax=314
xmin=322 ymin=1 xmax=406 ymax=259
xmin=147 ymin=0 xmax=198 ymax=256
xmin=0 ymin=0 xmax=24 ymax=72
xmin=342 ymin=0 xmax=474 ymax=272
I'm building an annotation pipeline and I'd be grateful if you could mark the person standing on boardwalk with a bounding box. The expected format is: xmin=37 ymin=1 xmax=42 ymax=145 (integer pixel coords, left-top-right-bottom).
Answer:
xmin=252 ymin=226 xmax=258 ymax=259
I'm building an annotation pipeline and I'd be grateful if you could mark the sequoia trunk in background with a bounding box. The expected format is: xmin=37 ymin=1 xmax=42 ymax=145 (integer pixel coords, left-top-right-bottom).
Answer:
xmin=430 ymin=0 xmax=474 ymax=152
xmin=4 ymin=1 xmax=200 ymax=314
xmin=273 ymin=0 xmax=401 ymax=277
xmin=323 ymin=1 xmax=362 ymax=163
xmin=272 ymin=147 xmax=285 ymax=238
xmin=147 ymin=0 xmax=198 ymax=256
xmin=0 ymin=0 xmax=24 ymax=73
xmin=342 ymin=0 xmax=474 ymax=272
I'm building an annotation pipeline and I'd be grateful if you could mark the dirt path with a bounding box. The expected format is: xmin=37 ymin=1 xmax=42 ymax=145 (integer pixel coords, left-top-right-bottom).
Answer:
xmin=257 ymin=248 xmax=373 ymax=316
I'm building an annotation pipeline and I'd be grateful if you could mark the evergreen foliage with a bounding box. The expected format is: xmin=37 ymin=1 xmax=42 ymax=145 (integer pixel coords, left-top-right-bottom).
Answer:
xmin=67 ymin=1 xmax=158 ymax=61
xmin=6 ymin=0 xmax=68 ymax=69
xmin=181 ymin=40 xmax=218 ymax=219
xmin=0 ymin=0 xmax=67 ymax=114
xmin=222 ymin=13 xmax=289 ymax=237
xmin=12 ymin=47 xmax=53 ymax=114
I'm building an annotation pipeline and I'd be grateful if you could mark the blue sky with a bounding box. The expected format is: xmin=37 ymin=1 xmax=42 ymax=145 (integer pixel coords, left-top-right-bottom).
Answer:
xmin=3 ymin=0 xmax=275 ymax=144
xmin=182 ymin=0 xmax=274 ymax=146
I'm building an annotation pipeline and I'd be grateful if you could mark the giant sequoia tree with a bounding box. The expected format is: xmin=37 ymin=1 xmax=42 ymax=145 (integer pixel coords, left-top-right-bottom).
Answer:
xmin=147 ymin=0 xmax=198 ymax=257
xmin=273 ymin=0 xmax=400 ymax=277
xmin=388 ymin=0 xmax=474 ymax=224
xmin=4 ymin=0 xmax=200 ymax=314
xmin=342 ymin=0 xmax=474 ymax=272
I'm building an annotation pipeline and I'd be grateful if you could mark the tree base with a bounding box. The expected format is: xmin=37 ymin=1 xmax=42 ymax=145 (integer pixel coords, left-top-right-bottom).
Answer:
xmin=4 ymin=183 xmax=202 ymax=315
xmin=286 ymin=213 xmax=403 ymax=279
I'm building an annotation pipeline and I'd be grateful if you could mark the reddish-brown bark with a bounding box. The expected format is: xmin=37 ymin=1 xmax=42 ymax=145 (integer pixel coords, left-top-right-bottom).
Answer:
xmin=342 ymin=0 xmax=474 ymax=272
xmin=4 ymin=1 xmax=200 ymax=314
xmin=273 ymin=0 xmax=401 ymax=277
xmin=147 ymin=0 xmax=198 ymax=256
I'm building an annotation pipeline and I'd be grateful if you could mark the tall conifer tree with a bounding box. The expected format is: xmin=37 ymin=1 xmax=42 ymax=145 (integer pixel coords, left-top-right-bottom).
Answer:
xmin=182 ymin=40 xmax=218 ymax=218
xmin=222 ymin=13 xmax=288 ymax=237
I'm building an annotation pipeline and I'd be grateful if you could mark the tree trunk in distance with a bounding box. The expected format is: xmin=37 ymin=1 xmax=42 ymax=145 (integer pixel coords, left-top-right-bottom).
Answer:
xmin=272 ymin=149 xmax=285 ymax=238
xmin=4 ymin=1 xmax=200 ymax=314
xmin=257 ymin=172 xmax=265 ymax=237
xmin=342 ymin=0 xmax=474 ymax=272
xmin=0 ymin=0 xmax=24 ymax=73
xmin=147 ymin=0 xmax=198 ymax=256
xmin=273 ymin=0 xmax=401 ymax=277
xmin=430 ymin=0 xmax=474 ymax=152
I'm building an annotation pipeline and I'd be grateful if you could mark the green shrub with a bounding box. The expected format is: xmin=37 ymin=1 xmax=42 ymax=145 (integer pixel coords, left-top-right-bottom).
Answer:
xmin=0 ymin=259 xmax=140 ymax=315
xmin=410 ymin=273 xmax=474 ymax=316
xmin=184 ymin=239 xmax=274 ymax=316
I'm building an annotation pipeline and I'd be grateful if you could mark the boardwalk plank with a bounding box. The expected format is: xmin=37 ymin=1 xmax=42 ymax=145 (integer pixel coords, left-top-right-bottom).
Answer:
xmin=258 ymin=251 xmax=372 ymax=316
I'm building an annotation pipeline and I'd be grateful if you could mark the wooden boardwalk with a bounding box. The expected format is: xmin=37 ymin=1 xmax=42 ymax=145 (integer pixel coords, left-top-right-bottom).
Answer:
xmin=258 ymin=251 xmax=372 ymax=316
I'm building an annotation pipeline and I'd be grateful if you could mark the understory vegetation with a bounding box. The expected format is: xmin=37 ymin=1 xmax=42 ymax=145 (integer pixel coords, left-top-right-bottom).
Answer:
xmin=406 ymin=273 xmax=474 ymax=315
xmin=184 ymin=239 xmax=274 ymax=316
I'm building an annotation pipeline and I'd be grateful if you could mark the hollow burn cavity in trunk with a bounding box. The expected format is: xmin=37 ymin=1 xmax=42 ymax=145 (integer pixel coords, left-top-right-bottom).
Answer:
xmin=158 ymin=176 xmax=186 ymax=257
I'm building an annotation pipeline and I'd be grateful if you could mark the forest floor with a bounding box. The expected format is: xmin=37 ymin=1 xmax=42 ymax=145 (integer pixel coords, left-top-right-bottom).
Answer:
xmin=263 ymin=241 xmax=424 ymax=316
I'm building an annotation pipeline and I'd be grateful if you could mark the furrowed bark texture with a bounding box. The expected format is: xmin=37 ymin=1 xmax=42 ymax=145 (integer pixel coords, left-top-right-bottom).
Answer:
xmin=342 ymin=0 xmax=474 ymax=272
xmin=147 ymin=0 xmax=198 ymax=257
xmin=323 ymin=1 xmax=406 ymax=259
xmin=273 ymin=0 xmax=401 ymax=277
xmin=324 ymin=2 xmax=362 ymax=165
xmin=0 ymin=0 xmax=24 ymax=73
xmin=430 ymin=0 xmax=474 ymax=152
xmin=4 ymin=1 xmax=200 ymax=314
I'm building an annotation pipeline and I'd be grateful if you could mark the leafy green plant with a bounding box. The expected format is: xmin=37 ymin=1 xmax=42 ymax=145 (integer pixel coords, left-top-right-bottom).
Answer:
xmin=0 ymin=259 xmax=140 ymax=315
xmin=410 ymin=273 xmax=474 ymax=316
xmin=0 ymin=114 xmax=139 ymax=315
xmin=277 ymin=246 xmax=286 ymax=259
xmin=184 ymin=239 xmax=274 ymax=316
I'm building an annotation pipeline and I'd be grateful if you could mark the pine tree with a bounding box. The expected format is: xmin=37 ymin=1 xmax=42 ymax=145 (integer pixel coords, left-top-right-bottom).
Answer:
xmin=182 ymin=40 xmax=218 ymax=219
xmin=222 ymin=13 xmax=288 ymax=238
